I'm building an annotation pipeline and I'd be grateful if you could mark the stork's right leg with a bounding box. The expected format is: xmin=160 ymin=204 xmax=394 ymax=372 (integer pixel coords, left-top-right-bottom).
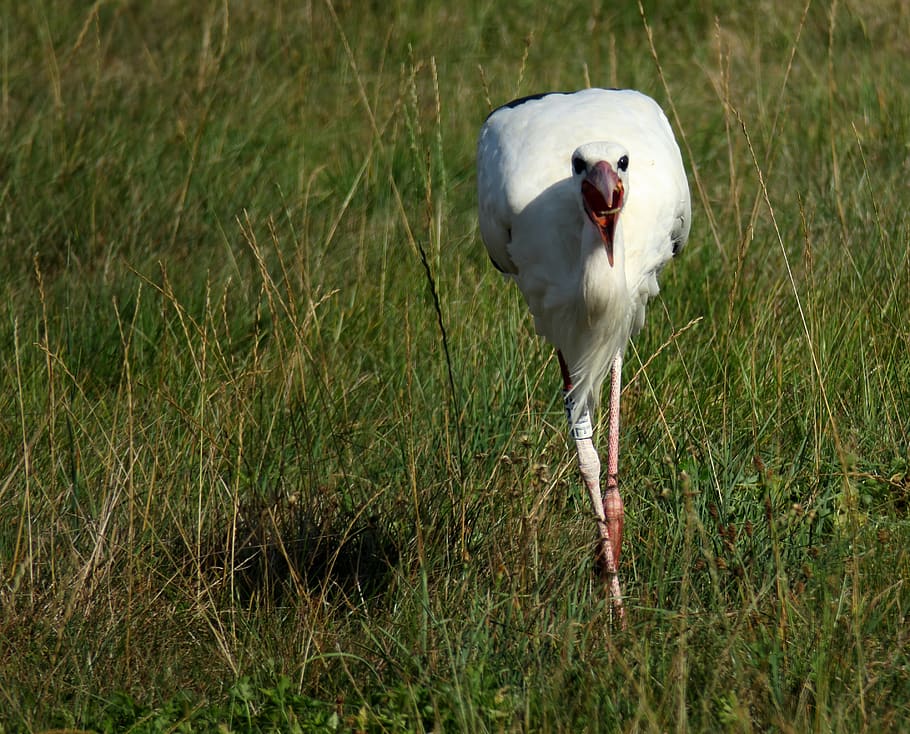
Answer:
xmin=558 ymin=352 xmax=625 ymax=627
xmin=604 ymin=351 xmax=625 ymax=571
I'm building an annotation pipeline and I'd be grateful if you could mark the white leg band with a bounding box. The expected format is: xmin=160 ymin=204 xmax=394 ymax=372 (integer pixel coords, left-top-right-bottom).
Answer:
xmin=563 ymin=390 xmax=594 ymax=440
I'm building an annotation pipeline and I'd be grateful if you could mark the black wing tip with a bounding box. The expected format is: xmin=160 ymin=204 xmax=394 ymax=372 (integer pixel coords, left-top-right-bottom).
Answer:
xmin=671 ymin=234 xmax=685 ymax=257
xmin=482 ymin=88 xmax=629 ymax=122
xmin=670 ymin=215 xmax=690 ymax=257
xmin=488 ymin=254 xmax=507 ymax=273
xmin=501 ymin=91 xmax=561 ymax=109
xmin=483 ymin=91 xmax=566 ymax=121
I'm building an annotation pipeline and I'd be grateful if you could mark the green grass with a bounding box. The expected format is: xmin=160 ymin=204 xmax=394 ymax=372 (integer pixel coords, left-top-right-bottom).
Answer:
xmin=2 ymin=0 xmax=909 ymax=731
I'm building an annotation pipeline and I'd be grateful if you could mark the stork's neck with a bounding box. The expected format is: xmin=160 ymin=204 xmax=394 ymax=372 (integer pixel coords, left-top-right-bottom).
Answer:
xmin=580 ymin=218 xmax=628 ymax=323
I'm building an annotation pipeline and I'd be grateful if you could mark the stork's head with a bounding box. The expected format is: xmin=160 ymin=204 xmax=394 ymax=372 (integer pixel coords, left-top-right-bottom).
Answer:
xmin=570 ymin=143 xmax=629 ymax=267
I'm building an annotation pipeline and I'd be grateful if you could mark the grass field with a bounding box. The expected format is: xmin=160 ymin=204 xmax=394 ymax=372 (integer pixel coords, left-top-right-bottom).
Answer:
xmin=2 ymin=0 xmax=909 ymax=731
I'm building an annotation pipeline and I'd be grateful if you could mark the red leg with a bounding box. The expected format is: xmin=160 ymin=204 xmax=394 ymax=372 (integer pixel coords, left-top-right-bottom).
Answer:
xmin=605 ymin=351 xmax=625 ymax=569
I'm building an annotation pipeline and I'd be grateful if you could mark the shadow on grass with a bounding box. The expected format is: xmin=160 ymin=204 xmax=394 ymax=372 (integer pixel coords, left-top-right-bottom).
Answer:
xmin=176 ymin=493 xmax=401 ymax=606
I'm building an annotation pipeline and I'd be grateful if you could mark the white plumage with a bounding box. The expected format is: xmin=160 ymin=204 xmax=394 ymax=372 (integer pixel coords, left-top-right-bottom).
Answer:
xmin=477 ymin=88 xmax=691 ymax=422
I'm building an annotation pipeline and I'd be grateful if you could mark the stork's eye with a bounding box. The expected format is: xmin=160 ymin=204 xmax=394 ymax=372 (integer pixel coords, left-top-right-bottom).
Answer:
xmin=618 ymin=155 xmax=629 ymax=172
xmin=572 ymin=157 xmax=586 ymax=175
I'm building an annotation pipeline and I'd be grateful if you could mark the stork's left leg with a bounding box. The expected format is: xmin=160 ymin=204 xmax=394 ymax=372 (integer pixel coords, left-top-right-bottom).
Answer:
xmin=558 ymin=351 xmax=626 ymax=627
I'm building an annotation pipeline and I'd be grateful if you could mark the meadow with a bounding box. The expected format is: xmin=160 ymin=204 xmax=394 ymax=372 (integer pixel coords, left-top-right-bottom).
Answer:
xmin=1 ymin=0 xmax=909 ymax=730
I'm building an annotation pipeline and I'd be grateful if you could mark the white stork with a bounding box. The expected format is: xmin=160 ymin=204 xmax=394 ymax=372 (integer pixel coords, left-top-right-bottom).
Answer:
xmin=477 ymin=88 xmax=691 ymax=623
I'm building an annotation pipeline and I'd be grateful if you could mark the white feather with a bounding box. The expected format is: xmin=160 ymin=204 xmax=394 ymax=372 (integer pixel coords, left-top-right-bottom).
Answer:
xmin=477 ymin=88 xmax=690 ymax=423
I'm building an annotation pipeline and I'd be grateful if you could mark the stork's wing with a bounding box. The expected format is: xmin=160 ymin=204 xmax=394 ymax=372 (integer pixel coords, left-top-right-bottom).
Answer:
xmin=476 ymin=124 xmax=518 ymax=275
xmin=477 ymin=92 xmax=588 ymax=278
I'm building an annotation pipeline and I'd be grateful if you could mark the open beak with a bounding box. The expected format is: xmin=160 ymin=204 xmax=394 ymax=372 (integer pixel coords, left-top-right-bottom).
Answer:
xmin=581 ymin=161 xmax=624 ymax=267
